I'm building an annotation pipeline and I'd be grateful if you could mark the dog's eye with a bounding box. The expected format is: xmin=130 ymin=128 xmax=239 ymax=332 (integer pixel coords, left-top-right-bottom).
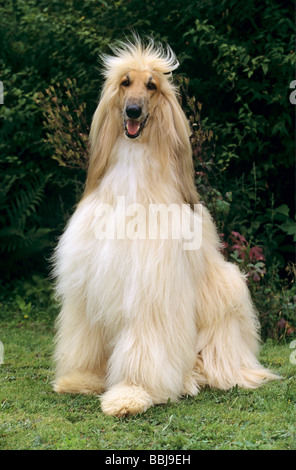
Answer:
xmin=121 ymin=79 xmax=130 ymax=87
xmin=147 ymin=82 xmax=157 ymax=91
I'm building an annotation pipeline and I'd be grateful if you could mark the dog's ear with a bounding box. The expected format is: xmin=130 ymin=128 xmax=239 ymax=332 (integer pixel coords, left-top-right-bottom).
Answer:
xmin=150 ymin=91 xmax=199 ymax=207
xmin=83 ymin=86 xmax=121 ymax=197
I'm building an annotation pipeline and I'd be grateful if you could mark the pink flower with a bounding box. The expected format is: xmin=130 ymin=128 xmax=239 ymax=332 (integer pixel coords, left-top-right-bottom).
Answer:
xmin=249 ymin=246 xmax=265 ymax=262
xmin=251 ymin=272 xmax=260 ymax=282
xmin=231 ymin=231 xmax=247 ymax=245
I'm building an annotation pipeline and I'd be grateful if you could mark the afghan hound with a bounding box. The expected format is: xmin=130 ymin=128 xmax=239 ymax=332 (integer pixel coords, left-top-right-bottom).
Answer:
xmin=52 ymin=38 xmax=277 ymax=416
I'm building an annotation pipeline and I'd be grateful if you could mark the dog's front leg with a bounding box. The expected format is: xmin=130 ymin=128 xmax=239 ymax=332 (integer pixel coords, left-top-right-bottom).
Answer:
xmin=100 ymin=382 xmax=154 ymax=417
xmin=53 ymin=299 xmax=106 ymax=395
xmin=100 ymin=312 xmax=197 ymax=416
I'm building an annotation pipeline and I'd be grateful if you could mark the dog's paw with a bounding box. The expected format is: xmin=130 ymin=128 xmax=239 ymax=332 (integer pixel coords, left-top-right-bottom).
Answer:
xmin=100 ymin=382 xmax=153 ymax=417
xmin=182 ymin=371 xmax=200 ymax=397
xmin=53 ymin=370 xmax=105 ymax=395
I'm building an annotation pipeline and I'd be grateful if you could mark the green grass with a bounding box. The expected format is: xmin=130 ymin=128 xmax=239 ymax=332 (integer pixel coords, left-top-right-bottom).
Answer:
xmin=0 ymin=277 xmax=295 ymax=450
xmin=0 ymin=318 xmax=295 ymax=450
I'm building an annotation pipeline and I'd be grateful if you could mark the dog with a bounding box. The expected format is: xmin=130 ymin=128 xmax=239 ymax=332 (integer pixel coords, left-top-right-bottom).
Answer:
xmin=52 ymin=38 xmax=277 ymax=416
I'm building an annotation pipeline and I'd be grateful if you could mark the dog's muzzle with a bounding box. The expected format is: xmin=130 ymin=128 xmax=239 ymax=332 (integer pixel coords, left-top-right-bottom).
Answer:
xmin=124 ymin=105 xmax=149 ymax=139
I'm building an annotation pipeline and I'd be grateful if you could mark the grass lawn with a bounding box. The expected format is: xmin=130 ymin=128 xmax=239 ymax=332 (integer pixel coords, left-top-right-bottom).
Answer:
xmin=0 ymin=318 xmax=295 ymax=451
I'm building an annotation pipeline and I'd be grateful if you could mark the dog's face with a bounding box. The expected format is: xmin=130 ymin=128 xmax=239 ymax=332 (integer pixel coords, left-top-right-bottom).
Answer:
xmin=119 ymin=70 xmax=159 ymax=139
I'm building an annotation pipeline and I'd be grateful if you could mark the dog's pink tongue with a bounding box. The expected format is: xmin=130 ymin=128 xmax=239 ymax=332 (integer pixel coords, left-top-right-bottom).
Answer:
xmin=127 ymin=120 xmax=140 ymax=136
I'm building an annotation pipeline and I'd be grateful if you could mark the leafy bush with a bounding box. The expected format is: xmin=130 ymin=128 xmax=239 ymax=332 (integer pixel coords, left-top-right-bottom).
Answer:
xmin=221 ymin=231 xmax=266 ymax=284
xmin=35 ymin=79 xmax=89 ymax=171
xmin=0 ymin=0 xmax=294 ymax=291
xmin=0 ymin=274 xmax=58 ymax=323
xmin=0 ymin=0 xmax=110 ymax=276
xmin=178 ymin=1 xmax=295 ymax=269
xmin=252 ymin=263 xmax=296 ymax=341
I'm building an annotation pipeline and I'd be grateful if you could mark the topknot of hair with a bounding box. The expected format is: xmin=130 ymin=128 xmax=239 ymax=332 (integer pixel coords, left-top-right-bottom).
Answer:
xmin=100 ymin=35 xmax=179 ymax=80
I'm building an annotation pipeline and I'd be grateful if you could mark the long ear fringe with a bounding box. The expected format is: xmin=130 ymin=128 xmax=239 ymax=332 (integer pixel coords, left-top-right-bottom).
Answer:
xmin=83 ymin=91 xmax=121 ymax=197
xmin=149 ymin=91 xmax=199 ymax=207
xmin=84 ymin=36 xmax=198 ymax=205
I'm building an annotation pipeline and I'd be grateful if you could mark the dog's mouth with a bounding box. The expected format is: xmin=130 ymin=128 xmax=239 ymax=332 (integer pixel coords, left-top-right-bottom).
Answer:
xmin=124 ymin=114 xmax=149 ymax=139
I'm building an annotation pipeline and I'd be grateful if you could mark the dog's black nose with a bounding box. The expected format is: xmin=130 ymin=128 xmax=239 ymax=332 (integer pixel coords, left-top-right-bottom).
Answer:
xmin=126 ymin=105 xmax=142 ymax=119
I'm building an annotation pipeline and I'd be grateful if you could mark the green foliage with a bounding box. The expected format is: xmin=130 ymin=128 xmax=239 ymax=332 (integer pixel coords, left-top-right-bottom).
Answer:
xmin=252 ymin=263 xmax=296 ymax=341
xmin=224 ymin=169 xmax=296 ymax=267
xmin=0 ymin=275 xmax=58 ymax=323
xmin=178 ymin=1 xmax=295 ymax=269
xmin=0 ymin=172 xmax=52 ymax=254
xmin=0 ymin=0 xmax=106 ymax=276
xmin=182 ymin=1 xmax=295 ymax=170
xmin=35 ymin=79 xmax=89 ymax=171
xmin=0 ymin=0 xmax=294 ymax=285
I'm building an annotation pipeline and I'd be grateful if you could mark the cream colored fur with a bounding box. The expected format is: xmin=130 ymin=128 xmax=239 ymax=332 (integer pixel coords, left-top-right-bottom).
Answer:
xmin=52 ymin=38 xmax=278 ymax=416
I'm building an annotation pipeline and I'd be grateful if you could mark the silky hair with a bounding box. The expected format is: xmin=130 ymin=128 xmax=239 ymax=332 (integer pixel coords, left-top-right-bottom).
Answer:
xmin=52 ymin=37 xmax=279 ymax=417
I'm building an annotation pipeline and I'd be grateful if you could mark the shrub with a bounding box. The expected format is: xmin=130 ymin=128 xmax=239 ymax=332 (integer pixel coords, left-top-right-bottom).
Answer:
xmin=35 ymin=78 xmax=89 ymax=171
xmin=0 ymin=0 xmax=110 ymax=276
xmin=220 ymin=231 xmax=266 ymax=284
xmin=253 ymin=263 xmax=296 ymax=341
xmin=0 ymin=0 xmax=294 ymax=286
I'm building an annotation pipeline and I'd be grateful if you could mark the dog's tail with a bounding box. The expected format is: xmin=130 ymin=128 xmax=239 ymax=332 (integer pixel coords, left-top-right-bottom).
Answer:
xmin=239 ymin=366 xmax=281 ymax=389
xmin=193 ymin=352 xmax=281 ymax=390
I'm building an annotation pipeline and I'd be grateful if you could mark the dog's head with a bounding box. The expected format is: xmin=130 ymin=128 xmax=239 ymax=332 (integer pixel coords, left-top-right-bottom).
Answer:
xmin=119 ymin=70 xmax=158 ymax=140
xmin=95 ymin=37 xmax=180 ymax=142
xmin=85 ymin=37 xmax=198 ymax=206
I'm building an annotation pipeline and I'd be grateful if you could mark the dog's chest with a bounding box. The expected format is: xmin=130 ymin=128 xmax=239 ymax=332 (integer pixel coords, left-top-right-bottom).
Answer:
xmin=63 ymin=139 xmax=198 ymax=323
xmin=68 ymin=195 xmax=196 ymax=324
